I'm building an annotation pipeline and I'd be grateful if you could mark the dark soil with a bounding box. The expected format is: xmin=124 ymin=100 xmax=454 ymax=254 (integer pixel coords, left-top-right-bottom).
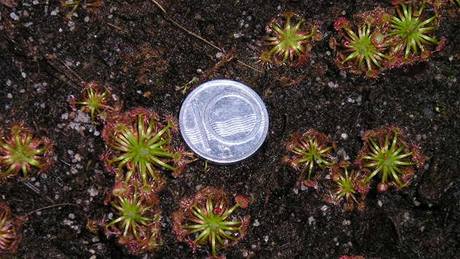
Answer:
xmin=1 ymin=0 xmax=459 ymax=258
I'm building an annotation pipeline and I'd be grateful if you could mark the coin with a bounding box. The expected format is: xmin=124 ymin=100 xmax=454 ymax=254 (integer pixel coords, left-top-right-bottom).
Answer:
xmin=179 ymin=80 xmax=269 ymax=164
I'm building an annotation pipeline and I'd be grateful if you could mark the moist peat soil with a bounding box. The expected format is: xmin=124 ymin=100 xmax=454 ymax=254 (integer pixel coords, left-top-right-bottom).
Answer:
xmin=0 ymin=0 xmax=459 ymax=258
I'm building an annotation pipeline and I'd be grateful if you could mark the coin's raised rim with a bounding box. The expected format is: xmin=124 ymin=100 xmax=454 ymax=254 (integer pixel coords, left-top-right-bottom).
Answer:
xmin=179 ymin=79 xmax=269 ymax=164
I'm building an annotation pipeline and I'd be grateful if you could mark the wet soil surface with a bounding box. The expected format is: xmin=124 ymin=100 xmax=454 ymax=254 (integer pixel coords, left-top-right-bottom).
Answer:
xmin=0 ymin=0 xmax=459 ymax=258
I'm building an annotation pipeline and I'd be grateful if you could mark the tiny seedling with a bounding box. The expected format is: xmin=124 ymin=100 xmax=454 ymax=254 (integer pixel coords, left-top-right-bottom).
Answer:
xmin=356 ymin=127 xmax=425 ymax=192
xmin=327 ymin=162 xmax=365 ymax=211
xmin=172 ymin=187 xmax=250 ymax=257
xmin=72 ymin=82 xmax=113 ymax=120
xmin=0 ymin=124 xmax=54 ymax=180
xmin=260 ymin=12 xmax=321 ymax=66
xmin=284 ymin=129 xmax=335 ymax=188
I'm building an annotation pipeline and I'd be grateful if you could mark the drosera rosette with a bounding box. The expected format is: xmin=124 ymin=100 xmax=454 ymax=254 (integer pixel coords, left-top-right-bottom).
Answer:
xmin=260 ymin=11 xmax=322 ymax=67
xmin=70 ymin=82 xmax=119 ymax=122
xmin=355 ymin=126 xmax=425 ymax=192
xmin=283 ymin=129 xmax=336 ymax=189
xmin=172 ymin=187 xmax=250 ymax=258
xmin=0 ymin=202 xmax=26 ymax=255
xmin=330 ymin=8 xmax=393 ymax=78
xmin=323 ymin=161 xmax=367 ymax=211
xmin=101 ymin=107 xmax=195 ymax=188
xmin=0 ymin=123 xmax=54 ymax=181
xmin=387 ymin=2 xmax=445 ymax=65
xmin=103 ymin=181 xmax=162 ymax=255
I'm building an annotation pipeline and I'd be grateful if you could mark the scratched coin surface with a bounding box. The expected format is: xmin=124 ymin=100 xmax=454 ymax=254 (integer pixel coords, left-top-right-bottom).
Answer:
xmin=179 ymin=80 xmax=269 ymax=164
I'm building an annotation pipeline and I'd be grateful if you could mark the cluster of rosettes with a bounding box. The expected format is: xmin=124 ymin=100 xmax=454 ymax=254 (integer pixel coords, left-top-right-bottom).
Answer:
xmin=0 ymin=203 xmax=25 ymax=255
xmin=330 ymin=2 xmax=445 ymax=77
xmin=260 ymin=11 xmax=322 ymax=67
xmin=285 ymin=126 xmax=425 ymax=211
xmin=73 ymin=82 xmax=196 ymax=255
xmin=172 ymin=187 xmax=250 ymax=257
xmin=70 ymin=81 xmax=195 ymax=254
xmin=70 ymin=82 xmax=119 ymax=121
xmin=0 ymin=124 xmax=54 ymax=181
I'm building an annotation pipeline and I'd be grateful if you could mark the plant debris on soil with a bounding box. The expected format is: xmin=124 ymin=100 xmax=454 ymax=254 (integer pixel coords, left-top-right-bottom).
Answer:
xmin=0 ymin=0 xmax=459 ymax=258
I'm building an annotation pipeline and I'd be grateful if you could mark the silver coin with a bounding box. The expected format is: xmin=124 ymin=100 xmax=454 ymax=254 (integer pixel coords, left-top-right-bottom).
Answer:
xmin=179 ymin=80 xmax=269 ymax=164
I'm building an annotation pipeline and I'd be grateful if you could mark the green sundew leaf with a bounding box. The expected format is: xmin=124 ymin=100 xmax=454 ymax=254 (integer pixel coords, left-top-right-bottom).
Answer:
xmin=186 ymin=224 xmax=208 ymax=230
xmin=394 ymin=160 xmax=412 ymax=166
xmin=149 ymin=149 xmax=175 ymax=158
xmin=343 ymin=52 xmax=359 ymax=64
xmin=221 ymin=205 xmax=238 ymax=220
xmin=367 ymin=166 xmax=382 ymax=180
xmin=363 ymin=155 xmax=376 ymax=161
xmin=107 ymin=216 xmax=124 ymax=226
xmin=210 ymin=230 xmax=217 ymax=256
xmin=215 ymin=232 xmax=225 ymax=245
xmin=206 ymin=199 xmax=213 ymax=214
xmin=123 ymin=220 xmax=131 ymax=236
xmin=194 ymin=228 xmax=210 ymax=244
xmin=192 ymin=207 xmax=206 ymax=221
xmin=419 ymin=34 xmax=438 ymax=44
xmin=220 ymin=225 xmax=241 ymax=232
xmin=222 ymin=221 xmax=241 ymax=226
xmin=396 ymin=152 xmax=412 ymax=159
xmin=389 ymin=166 xmax=403 ymax=186
xmin=150 ymin=156 xmax=174 ymax=170
xmin=218 ymin=228 xmax=236 ymax=240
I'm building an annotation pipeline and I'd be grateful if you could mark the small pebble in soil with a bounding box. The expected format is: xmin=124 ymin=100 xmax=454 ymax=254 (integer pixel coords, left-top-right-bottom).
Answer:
xmin=328 ymin=81 xmax=339 ymax=88
xmin=10 ymin=12 xmax=20 ymax=21
xmin=337 ymin=148 xmax=350 ymax=160
xmin=7 ymin=93 xmax=13 ymax=99
xmin=215 ymin=52 xmax=224 ymax=59
xmin=340 ymin=133 xmax=348 ymax=140
xmin=378 ymin=200 xmax=383 ymax=207
xmin=88 ymin=186 xmax=99 ymax=197
xmin=68 ymin=213 xmax=76 ymax=219
xmin=263 ymin=235 xmax=269 ymax=242
xmin=342 ymin=219 xmax=351 ymax=226
xmin=252 ymin=219 xmax=260 ymax=227
xmin=308 ymin=216 xmax=315 ymax=225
